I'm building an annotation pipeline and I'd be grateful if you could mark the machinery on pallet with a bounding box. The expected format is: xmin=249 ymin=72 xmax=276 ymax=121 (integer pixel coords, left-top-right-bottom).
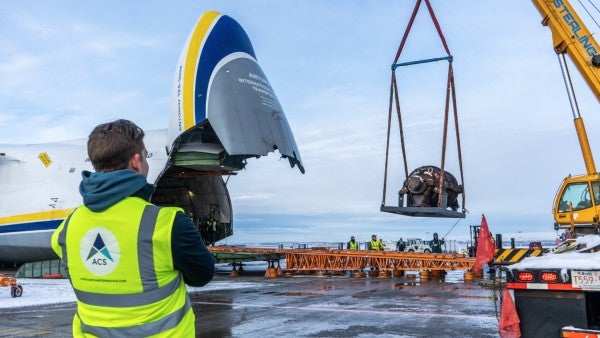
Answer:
xmin=383 ymin=2 xmax=600 ymax=335
xmin=380 ymin=0 xmax=466 ymax=219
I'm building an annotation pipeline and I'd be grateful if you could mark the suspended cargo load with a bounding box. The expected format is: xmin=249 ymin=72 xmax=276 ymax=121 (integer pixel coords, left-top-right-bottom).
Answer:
xmin=381 ymin=165 xmax=464 ymax=218
xmin=401 ymin=165 xmax=462 ymax=209
xmin=380 ymin=0 xmax=466 ymax=219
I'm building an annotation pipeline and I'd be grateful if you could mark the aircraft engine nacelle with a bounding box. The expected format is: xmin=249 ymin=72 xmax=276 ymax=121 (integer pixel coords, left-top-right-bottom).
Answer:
xmin=399 ymin=165 xmax=462 ymax=211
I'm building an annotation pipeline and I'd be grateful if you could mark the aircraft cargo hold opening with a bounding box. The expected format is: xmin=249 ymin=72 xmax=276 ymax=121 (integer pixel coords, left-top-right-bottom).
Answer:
xmin=152 ymin=122 xmax=236 ymax=244
xmin=152 ymin=168 xmax=233 ymax=244
xmin=380 ymin=0 xmax=465 ymax=219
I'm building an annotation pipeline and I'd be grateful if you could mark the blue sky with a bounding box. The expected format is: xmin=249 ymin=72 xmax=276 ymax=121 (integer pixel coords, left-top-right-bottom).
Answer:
xmin=2 ymin=1 xmax=600 ymax=244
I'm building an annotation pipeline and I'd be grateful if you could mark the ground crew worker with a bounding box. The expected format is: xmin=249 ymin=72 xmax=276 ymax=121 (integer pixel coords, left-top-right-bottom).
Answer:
xmin=347 ymin=236 xmax=358 ymax=250
xmin=368 ymin=234 xmax=381 ymax=251
xmin=430 ymin=232 xmax=445 ymax=253
xmin=51 ymin=119 xmax=215 ymax=337
xmin=396 ymin=238 xmax=406 ymax=252
xmin=203 ymin=218 xmax=212 ymax=244
xmin=379 ymin=238 xmax=386 ymax=251
xmin=208 ymin=216 xmax=218 ymax=246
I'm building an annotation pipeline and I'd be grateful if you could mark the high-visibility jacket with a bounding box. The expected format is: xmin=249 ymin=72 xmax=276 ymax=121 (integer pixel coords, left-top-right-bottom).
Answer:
xmin=369 ymin=240 xmax=381 ymax=251
xmin=51 ymin=197 xmax=195 ymax=337
xmin=347 ymin=240 xmax=358 ymax=250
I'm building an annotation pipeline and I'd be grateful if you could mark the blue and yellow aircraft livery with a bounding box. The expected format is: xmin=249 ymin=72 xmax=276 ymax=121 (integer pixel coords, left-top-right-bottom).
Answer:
xmin=0 ymin=11 xmax=304 ymax=263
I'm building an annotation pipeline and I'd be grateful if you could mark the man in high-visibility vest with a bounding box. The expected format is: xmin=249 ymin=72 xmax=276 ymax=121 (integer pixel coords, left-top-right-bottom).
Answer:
xmin=378 ymin=238 xmax=386 ymax=251
xmin=369 ymin=234 xmax=381 ymax=251
xmin=208 ymin=217 xmax=218 ymax=246
xmin=347 ymin=236 xmax=358 ymax=250
xmin=51 ymin=119 xmax=215 ymax=337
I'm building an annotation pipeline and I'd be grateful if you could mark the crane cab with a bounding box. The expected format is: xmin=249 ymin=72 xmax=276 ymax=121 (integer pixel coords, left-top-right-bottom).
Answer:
xmin=553 ymin=174 xmax=600 ymax=235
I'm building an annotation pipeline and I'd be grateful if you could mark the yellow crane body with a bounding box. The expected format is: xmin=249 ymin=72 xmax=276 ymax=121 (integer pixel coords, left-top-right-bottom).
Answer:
xmin=532 ymin=0 xmax=600 ymax=232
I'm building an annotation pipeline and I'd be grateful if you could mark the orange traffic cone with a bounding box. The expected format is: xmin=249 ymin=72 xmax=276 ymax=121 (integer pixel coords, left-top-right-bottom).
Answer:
xmin=499 ymin=289 xmax=521 ymax=338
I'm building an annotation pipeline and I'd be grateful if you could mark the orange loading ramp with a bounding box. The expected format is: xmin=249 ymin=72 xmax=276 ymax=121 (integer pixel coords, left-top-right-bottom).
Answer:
xmin=285 ymin=250 xmax=474 ymax=272
xmin=209 ymin=247 xmax=475 ymax=274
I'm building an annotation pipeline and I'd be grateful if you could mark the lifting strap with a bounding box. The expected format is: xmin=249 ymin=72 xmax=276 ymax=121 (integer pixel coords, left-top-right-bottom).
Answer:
xmin=381 ymin=0 xmax=466 ymax=211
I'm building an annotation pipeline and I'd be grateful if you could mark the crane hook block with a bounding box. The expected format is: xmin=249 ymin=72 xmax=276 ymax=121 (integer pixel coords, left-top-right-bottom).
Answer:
xmin=380 ymin=165 xmax=465 ymax=218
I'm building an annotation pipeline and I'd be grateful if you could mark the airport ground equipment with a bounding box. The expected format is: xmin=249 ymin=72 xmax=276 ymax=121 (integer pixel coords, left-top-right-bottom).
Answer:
xmin=493 ymin=248 xmax=544 ymax=265
xmin=503 ymin=1 xmax=600 ymax=336
xmin=402 ymin=238 xmax=432 ymax=253
xmin=380 ymin=0 xmax=465 ymax=219
xmin=15 ymin=259 xmax=68 ymax=279
xmin=208 ymin=246 xmax=475 ymax=276
xmin=284 ymin=250 xmax=474 ymax=273
xmin=0 ymin=274 xmax=22 ymax=298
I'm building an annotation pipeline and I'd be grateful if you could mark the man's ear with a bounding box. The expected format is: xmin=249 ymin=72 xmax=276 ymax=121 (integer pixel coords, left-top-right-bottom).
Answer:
xmin=128 ymin=153 xmax=142 ymax=173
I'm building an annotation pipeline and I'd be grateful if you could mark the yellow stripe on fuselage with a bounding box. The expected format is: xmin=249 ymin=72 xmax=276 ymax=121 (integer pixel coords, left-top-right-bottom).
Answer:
xmin=183 ymin=10 xmax=220 ymax=131
xmin=0 ymin=209 xmax=73 ymax=225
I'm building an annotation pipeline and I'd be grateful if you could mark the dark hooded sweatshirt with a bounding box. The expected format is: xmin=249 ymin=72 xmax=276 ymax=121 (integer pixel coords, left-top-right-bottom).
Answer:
xmin=79 ymin=169 xmax=215 ymax=286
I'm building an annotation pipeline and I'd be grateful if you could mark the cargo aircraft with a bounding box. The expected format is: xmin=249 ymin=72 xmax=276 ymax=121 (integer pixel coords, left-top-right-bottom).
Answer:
xmin=0 ymin=11 xmax=304 ymax=264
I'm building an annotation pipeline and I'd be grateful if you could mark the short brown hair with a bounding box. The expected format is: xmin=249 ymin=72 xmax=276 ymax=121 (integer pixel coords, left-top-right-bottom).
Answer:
xmin=87 ymin=119 xmax=145 ymax=171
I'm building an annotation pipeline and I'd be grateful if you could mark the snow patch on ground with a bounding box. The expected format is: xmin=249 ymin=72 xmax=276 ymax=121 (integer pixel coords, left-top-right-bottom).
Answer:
xmin=0 ymin=278 xmax=267 ymax=309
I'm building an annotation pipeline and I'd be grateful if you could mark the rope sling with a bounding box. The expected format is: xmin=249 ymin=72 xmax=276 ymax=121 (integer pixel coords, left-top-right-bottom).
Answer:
xmin=380 ymin=0 xmax=466 ymax=219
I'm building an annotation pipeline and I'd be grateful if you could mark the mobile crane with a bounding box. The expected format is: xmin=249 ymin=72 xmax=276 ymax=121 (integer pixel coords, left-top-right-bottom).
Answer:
xmin=502 ymin=1 xmax=600 ymax=336
xmin=531 ymin=0 xmax=600 ymax=235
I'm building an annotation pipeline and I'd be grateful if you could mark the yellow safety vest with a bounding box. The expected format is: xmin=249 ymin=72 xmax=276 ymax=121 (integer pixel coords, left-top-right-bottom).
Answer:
xmin=348 ymin=241 xmax=358 ymax=250
xmin=370 ymin=240 xmax=380 ymax=251
xmin=51 ymin=197 xmax=195 ymax=337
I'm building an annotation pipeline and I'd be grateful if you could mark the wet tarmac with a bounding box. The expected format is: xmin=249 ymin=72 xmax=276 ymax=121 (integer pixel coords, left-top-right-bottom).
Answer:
xmin=0 ymin=268 xmax=500 ymax=337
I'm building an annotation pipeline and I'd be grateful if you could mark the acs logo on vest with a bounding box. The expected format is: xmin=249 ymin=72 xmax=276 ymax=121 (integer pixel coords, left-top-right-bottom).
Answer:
xmin=80 ymin=227 xmax=120 ymax=276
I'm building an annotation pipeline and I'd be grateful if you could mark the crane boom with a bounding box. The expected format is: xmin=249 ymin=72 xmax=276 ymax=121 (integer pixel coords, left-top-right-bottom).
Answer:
xmin=532 ymin=0 xmax=600 ymax=176
xmin=531 ymin=0 xmax=600 ymax=101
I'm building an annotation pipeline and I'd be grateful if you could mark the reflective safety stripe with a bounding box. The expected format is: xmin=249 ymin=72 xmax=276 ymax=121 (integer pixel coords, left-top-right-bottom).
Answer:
xmin=80 ymin=296 xmax=192 ymax=337
xmin=71 ymin=205 xmax=184 ymax=308
xmin=57 ymin=205 xmax=178 ymax=309
xmin=57 ymin=212 xmax=75 ymax=276
xmin=74 ymin=273 xmax=183 ymax=307
xmin=58 ymin=200 xmax=192 ymax=336
xmin=370 ymin=240 xmax=380 ymax=250
xmin=138 ymin=205 xmax=160 ymax=291
xmin=506 ymin=282 xmax=581 ymax=291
